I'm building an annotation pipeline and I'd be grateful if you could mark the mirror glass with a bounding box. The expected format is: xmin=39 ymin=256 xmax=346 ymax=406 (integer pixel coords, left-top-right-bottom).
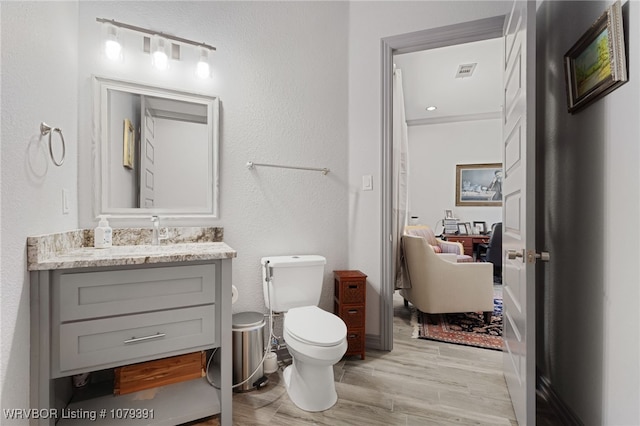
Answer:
xmin=94 ymin=76 xmax=219 ymax=219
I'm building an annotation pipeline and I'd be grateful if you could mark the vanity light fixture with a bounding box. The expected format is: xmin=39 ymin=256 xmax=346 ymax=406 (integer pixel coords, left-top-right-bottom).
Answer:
xmin=104 ymin=24 xmax=122 ymax=61
xmin=152 ymin=36 xmax=169 ymax=71
xmin=196 ymin=48 xmax=211 ymax=79
xmin=96 ymin=18 xmax=216 ymax=76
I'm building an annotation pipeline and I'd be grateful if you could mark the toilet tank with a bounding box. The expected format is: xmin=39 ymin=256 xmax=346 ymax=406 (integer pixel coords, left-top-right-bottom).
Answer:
xmin=261 ymin=255 xmax=326 ymax=312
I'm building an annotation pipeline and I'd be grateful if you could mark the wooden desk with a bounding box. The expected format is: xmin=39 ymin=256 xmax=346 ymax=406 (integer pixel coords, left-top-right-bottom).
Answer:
xmin=443 ymin=234 xmax=490 ymax=257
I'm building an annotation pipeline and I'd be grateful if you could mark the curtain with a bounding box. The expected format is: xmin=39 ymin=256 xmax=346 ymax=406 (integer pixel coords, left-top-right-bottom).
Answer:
xmin=393 ymin=68 xmax=410 ymax=289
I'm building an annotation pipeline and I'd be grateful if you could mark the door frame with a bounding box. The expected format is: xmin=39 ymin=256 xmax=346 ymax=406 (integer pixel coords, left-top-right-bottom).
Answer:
xmin=379 ymin=15 xmax=506 ymax=351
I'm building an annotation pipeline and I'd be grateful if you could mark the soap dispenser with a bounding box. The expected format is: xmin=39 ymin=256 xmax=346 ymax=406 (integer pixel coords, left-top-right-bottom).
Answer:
xmin=94 ymin=215 xmax=113 ymax=248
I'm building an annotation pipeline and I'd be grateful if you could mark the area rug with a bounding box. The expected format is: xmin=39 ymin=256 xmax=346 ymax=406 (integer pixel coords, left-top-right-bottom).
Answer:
xmin=412 ymin=290 xmax=503 ymax=351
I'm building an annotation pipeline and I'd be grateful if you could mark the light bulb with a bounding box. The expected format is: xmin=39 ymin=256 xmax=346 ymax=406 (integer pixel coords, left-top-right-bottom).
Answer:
xmin=153 ymin=50 xmax=168 ymax=70
xmin=196 ymin=61 xmax=210 ymax=79
xmin=196 ymin=48 xmax=210 ymax=79
xmin=152 ymin=37 xmax=169 ymax=70
xmin=104 ymin=25 xmax=122 ymax=61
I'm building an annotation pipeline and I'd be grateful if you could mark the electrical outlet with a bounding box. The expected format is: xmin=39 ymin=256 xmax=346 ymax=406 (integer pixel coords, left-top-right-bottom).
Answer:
xmin=62 ymin=189 xmax=70 ymax=215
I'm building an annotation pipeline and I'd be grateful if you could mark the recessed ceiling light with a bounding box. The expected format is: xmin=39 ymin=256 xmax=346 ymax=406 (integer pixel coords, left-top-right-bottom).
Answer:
xmin=426 ymin=106 xmax=437 ymax=111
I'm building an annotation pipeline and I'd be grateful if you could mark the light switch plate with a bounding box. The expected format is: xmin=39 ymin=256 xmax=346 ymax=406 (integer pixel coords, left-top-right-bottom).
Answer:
xmin=62 ymin=189 xmax=70 ymax=214
xmin=362 ymin=175 xmax=373 ymax=191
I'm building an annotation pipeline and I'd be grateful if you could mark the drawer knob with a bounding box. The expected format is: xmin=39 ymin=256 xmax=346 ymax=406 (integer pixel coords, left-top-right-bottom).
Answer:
xmin=124 ymin=332 xmax=166 ymax=345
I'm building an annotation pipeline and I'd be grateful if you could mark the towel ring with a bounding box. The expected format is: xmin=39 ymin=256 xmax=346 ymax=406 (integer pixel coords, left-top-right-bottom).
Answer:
xmin=40 ymin=122 xmax=65 ymax=167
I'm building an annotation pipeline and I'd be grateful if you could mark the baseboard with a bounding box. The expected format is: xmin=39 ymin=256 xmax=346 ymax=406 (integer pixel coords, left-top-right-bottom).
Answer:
xmin=365 ymin=334 xmax=382 ymax=351
xmin=537 ymin=374 xmax=584 ymax=426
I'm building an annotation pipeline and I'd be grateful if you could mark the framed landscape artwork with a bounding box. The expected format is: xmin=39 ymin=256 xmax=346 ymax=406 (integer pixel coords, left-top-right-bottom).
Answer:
xmin=455 ymin=163 xmax=502 ymax=207
xmin=564 ymin=0 xmax=627 ymax=113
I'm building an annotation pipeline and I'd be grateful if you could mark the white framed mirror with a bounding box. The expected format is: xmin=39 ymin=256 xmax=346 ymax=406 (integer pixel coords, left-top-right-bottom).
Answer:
xmin=93 ymin=76 xmax=219 ymax=220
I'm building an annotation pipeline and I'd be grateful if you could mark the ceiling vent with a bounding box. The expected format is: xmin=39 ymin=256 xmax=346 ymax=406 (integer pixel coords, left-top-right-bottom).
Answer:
xmin=455 ymin=63 xmax=477 ymax=78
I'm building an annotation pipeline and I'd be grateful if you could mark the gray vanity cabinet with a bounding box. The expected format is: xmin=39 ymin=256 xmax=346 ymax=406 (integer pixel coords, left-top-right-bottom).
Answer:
xmin=30 ymin=260 xmax=232 ymax=426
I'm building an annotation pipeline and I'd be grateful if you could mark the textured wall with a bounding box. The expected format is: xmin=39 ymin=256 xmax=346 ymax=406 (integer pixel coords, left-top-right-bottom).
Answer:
xmin=76 ymin=2 xmax=350 ymax=317
xmin=407 ymin=120 xmax=503 ymax=230
xmin=0 ymin=1 xmax=79 ymax=416
xmin=536 ymin=1 xmax=640 ymax=424
xmin=347 ymin=1 xmax=514 ymax=337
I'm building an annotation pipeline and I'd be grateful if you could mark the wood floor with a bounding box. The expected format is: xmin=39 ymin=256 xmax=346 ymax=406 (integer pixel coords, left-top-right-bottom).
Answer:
xmin=194 ymin=292 xmax=517 ymax=425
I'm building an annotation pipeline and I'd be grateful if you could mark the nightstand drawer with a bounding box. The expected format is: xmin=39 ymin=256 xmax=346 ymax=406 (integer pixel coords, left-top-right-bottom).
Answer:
xmin=57 ymin=264 xmax=216 ymax=321
xmin=58 ymin=305 xmax=215 ymax=373
xmin=339 ymin=305 xmax=365 ymax=328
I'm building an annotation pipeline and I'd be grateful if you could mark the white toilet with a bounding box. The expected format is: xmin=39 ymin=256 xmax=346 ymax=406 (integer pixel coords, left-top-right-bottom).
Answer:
xmin=261 ymin=255 xmax=347 ymax=412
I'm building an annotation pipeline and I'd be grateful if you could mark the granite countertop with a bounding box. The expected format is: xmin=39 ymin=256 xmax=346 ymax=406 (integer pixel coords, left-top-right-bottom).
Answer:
xmin=27 ymin=227 xmax=236 ymax=271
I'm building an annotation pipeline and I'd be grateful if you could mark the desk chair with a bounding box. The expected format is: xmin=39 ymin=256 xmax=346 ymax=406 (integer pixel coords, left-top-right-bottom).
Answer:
xmin=477 ymin=222 xmax=502 ymax=282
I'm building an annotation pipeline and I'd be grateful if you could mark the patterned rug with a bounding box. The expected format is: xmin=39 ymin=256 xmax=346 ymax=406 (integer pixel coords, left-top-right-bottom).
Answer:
xmin=412 ymin=290 xmax=503 ymax=351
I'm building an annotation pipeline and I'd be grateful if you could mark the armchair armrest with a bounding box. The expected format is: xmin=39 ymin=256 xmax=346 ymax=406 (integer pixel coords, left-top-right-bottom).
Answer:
xmin=438 ymin=253 xmax=458 ymax=263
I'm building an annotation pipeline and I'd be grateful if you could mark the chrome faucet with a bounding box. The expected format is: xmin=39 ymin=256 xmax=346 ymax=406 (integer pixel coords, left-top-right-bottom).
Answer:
xmin=151 ymin=216 xmax=163 ymax=245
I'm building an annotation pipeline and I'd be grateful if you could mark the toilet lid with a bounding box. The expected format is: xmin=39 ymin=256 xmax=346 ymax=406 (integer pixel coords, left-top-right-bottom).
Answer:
xmin=286 ymin=306 xmax=346 ymax=347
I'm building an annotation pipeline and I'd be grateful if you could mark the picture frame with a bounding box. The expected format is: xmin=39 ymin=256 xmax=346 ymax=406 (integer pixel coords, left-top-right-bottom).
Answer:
xmin=444 ymin=209 xmax=454 ymax=219
xmin=123 ymin=118 xmax=135 ymax=169
xmin=457 ymin=223 xmax=468 ymax=235
xmin=473 ymin=221 xmax=487 ymax=234
xmin=455 ymin=163 xmax=502 ymax=207
xmin=564 ymin=0 xmax=627 ymax=114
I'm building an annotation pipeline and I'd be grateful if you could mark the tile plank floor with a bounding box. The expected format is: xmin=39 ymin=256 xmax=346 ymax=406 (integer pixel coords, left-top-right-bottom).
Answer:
xmin=193 ymin=293 xmax=518 ymax=425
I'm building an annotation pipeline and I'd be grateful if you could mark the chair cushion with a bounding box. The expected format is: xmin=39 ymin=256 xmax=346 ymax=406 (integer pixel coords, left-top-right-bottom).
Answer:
xmin=456 ymin=255 xmax=474 ymax=263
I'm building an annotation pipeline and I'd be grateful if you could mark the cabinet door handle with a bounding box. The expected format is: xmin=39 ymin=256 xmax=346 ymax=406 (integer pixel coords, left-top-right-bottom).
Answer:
xmin=124 ymin=332 xmax=166 ymax=345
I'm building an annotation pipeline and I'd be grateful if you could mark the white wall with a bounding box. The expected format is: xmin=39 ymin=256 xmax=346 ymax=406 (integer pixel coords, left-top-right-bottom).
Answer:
xmin=1 ymin=0 xmax=349 ymax=415
xmin=537 ymin=1 xmax=640 ymax=424
xmin=154 ymin=119 xmax=208 ymax=208
xmin=407 ymin=120 xmax=502 ymax=231
xmin=347 ymin=1 xmax=513 ymax=338
xmin=0 ymin=1 xmax=79 ymax=417
xmin=77 ymin=1 xmax=350 ymax=322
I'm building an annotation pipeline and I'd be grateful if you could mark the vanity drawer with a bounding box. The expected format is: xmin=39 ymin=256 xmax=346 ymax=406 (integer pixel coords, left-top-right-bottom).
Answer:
xmin=58 ymin=305 xmax=215 ymax=373
xmin=57 ymin=264 xmax=216 ymax=321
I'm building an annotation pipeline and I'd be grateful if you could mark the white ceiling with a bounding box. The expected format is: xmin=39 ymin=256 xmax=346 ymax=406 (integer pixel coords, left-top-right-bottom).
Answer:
xmin=394 ymin=37 xmax=504 ymax=125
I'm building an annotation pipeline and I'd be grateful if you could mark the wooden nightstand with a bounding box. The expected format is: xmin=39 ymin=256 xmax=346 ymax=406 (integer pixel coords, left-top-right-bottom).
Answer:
xmin=333 ymin=270 xmax=367 ymax=360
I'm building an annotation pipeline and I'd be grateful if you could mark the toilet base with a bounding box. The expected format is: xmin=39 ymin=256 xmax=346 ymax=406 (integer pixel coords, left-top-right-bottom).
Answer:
xmin=283 ymin=361 xmax=338 ymax=412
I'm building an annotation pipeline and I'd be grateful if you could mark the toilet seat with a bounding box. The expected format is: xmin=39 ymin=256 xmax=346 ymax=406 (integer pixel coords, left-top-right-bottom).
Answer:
xmin=285 ymin=306 xmax=346 ymax=347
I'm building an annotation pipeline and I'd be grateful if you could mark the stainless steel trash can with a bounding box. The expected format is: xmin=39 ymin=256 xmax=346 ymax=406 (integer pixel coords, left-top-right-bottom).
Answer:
xmin=232 ymin=312 xmax=265 ymax=392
